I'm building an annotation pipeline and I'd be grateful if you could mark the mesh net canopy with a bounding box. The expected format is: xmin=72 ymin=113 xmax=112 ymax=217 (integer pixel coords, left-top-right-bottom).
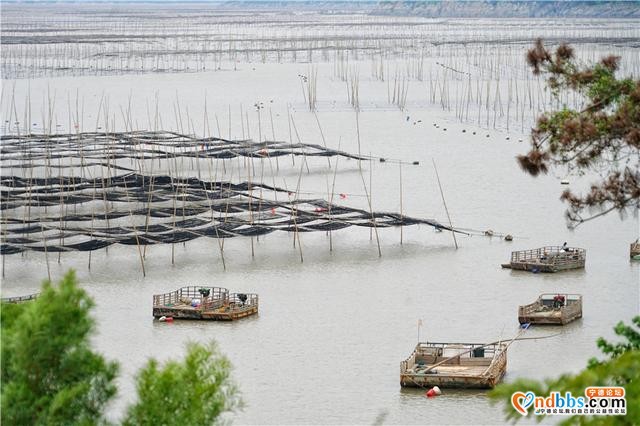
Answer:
xmin=1 ymin=131 xmax=458 ymax=255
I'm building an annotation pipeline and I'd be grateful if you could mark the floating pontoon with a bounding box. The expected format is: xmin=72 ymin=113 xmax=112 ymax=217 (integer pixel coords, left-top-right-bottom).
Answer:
xmin=518 ymin=293 xmax=582 ymax=325
xmin=501 ymin=246 xmax=585 ymax=272
xmin=400 ymin=342 xmax=507 ymax=389
xmin=152 ymin=286 xmax=258 ymax=321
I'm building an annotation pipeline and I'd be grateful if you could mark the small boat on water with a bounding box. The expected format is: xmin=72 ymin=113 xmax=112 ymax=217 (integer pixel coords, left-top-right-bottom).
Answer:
xmin=152 ymin=286 xmax=258 ymax=321
xmin=518 ymin=293 xmax=582 ymax=325
xmin=501 ymin=246 xmax=586 ymax=272
xmin=400 ymin=341 xmax=507 ymax=389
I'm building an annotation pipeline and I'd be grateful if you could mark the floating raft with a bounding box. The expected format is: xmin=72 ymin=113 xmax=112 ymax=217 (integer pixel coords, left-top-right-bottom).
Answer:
xmin=1 ymin=293 xmax=39 ymax=304
xmin=501 ymin=246 xmax=586 ymax=272
xmin=400 ymin=342 xmax=507 ymax=389
xmin=518 ymin=294 xmax=582 ymax=325
xmin=152 ymin=286 xmax=258 ymax=321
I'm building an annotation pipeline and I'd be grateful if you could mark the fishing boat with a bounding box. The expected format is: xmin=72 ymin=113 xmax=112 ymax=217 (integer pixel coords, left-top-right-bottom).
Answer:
xmin=400 ymin=342 xmax=507 ymax=389
xmin=518 ymin=293 xmax=582 ymax=325
xmin=501 ymin=246 xmax=586 ymax=272
xmin=152 ymin=286 xmax=258 ymax=321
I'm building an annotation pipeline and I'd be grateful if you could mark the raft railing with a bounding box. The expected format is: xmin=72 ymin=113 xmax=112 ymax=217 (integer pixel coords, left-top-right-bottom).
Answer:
xmin=401 ymin=342 xmax=506 ymax=373
xmin=226 ymin=292 xmax=259 ymax=309
xmin=153 ymin=286 xmax=229 ymax=308
xmin=510 ymin=246 xmax=586 ymax=265
xmin=519 ymin=294 xmax=582 ymax=317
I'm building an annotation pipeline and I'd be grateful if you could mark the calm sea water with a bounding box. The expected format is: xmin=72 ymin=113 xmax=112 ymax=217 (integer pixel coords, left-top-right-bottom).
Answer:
xmin=2 ymin=13 xmax=638 ymax=425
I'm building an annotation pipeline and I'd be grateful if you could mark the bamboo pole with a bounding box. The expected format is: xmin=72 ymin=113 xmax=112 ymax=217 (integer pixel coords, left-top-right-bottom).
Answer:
xmin=357 ymin=154 xmax=381 ymax=257
xmin=246 ymin=156 xmax=255 ymax=258
xmin=328 ymin=137 xmax=342 ymax=252
xmin=313 ymin=111 xmax=331 ymax=169
xmin=432 ymin=159 xmax=458 ymax=249
xmin=399 ymin=162 xmax=403 ymax=245
xmin=290 ymin=159 xmax=306 ymax=262
xmin=269 ymin=107 xmax=279 ymax=171
xmin=122 ymin=147 xmax=146 ymax=277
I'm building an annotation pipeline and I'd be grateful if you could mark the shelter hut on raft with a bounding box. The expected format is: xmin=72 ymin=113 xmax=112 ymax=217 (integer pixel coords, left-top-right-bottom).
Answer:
xmin=152 ymin=286 xmax=258 ymax=321
xmin=501 ymin=246 xmax=586 ymax=272
xmin=400 ymin=342 xmax=507 ymax=389
xmin=518 ymin=294 xmax=582 ymax=325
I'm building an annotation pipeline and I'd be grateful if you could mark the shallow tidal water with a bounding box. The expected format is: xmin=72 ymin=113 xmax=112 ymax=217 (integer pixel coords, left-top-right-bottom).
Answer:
xmin=1 ymin=11 xmax=639 ymax=425
xmin=3 ymin=103 xmax=637 ymax=423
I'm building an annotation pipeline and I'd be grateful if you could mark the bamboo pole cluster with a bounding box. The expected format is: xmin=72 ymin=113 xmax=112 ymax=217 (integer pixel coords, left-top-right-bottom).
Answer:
xmin=4 ymin=5 xmax=637 ymax=80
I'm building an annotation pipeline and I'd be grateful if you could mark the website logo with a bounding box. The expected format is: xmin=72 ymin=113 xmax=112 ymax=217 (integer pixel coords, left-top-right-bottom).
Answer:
xmin=511 ymin=391 xmax=535 ymax=415
xmin=510 ymin=387 xmax=626 ymax=416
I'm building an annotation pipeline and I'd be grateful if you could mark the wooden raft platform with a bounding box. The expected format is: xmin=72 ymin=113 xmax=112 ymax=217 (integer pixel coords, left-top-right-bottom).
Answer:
xmin=518 ymin=293 xmax=582 ymax=325
xmin=152 ymin=286 xmax=258 ymax=321
xmin=501 ymin=246 xmax=586 ymax=272
xmin=400 ymin=342 xmax=507 ymax=389
xmin=1 ymin=293 xmax=40 ymax=304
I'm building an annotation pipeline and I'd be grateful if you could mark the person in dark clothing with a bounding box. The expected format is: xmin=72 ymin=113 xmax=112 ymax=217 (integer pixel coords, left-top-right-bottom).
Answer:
xmin=553 ymin=294 xmax=566 ymax=308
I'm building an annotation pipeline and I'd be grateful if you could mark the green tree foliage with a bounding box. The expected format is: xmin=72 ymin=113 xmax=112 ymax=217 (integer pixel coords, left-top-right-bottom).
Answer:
xmin=1 ymin=270 xmax=119 ymax=425
xmin=2 ymin=271 xmax=239 ymax=425
xmin=123 ymin=342 xmax=240 ymax=426
xmin=490 ymin=317 xmax=640 ymax=424
xmin=519 ymin=40 xmax=640 ymax=227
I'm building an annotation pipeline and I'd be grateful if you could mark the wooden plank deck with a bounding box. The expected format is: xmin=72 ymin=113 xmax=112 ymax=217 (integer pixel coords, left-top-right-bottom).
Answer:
xmin=401 ymin=362 xmax=506 ymax=388
xmin=202 ymin=305 xmax=258 ymax=320
xmin=400 ymin=342 xmax=507 ymax=389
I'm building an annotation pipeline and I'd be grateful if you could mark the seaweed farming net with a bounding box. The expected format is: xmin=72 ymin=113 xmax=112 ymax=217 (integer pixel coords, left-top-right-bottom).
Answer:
xmin=0 ymin=131 xmax=368 ymax=166
xmin=1 ymin=172 xmax=458 ymax=255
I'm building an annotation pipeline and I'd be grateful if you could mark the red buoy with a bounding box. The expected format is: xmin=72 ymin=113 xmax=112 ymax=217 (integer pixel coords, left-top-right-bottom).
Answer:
xmin=425 ymin=386 xmax=442 ymax=398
